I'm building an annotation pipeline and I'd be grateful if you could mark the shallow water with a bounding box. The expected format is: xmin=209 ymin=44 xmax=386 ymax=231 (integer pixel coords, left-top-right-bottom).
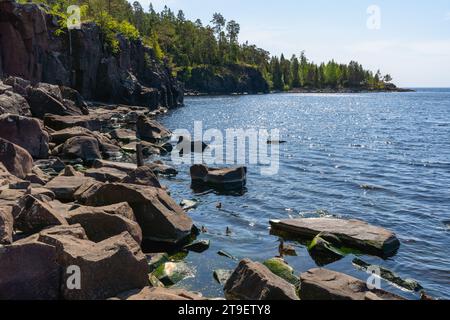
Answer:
xmin=156 ymin=89 xmax=450 ymax=299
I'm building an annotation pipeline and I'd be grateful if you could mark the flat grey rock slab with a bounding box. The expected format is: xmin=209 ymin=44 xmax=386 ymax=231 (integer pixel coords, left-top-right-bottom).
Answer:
xmin=270 ymin=218 xmax=400 ymax=257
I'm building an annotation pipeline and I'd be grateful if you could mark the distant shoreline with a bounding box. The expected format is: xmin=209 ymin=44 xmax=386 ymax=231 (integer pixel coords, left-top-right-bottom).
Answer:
xmin=184 ymin=87 xmax=415 ymax=97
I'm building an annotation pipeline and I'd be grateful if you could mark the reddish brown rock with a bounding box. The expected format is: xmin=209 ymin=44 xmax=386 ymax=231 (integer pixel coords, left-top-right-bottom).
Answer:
xmin=120 ymin=166 xmax=162 ymax=188
xmin=190 ymin=164 xmax=247 ymax=189
xmin=0 ymin=114 xmax=49 ymax=158
xmin=224 ymin=259 xmax=299 ymax=300
xmin=37 ymin=229 xmax=149 ymax=300
xmin=0 ymin=91 xmax=31 ymax=116
xmin=299 ymin=268 xmax=405 ymax=300
xmin=45 ymin=175 xmax=96 ymax=202
xmin=0 ymin=137 xmax=33 ymax=179
xmin=0 ymin=239 xmax=60 ymax=300
xmin=85 ymin=183 xmax=192 ymax=244
xmin=136 ymin=115 xmax=171 ymax=143
xmin=0 ymin=205 xmax=13 ymax=244
xmin=92 ymin=159 xmax=137 ymax=174
xmin=65 ymin=207 xmax=142 ymax=244
xmin=85 ymin=167 xmax=128 ymax=183
xmin=13 ymin=195 xmax=68 ymax=233
xmin=62 ymin=136 xmax=102 ymax=162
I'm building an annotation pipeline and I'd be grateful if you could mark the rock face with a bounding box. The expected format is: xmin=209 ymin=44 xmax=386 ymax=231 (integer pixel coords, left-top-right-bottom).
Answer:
xmin=45 ymin=176 xmax=96 ymax=202
xmin=85 ymin=183 xmax=193 ymax=244
xmin=0 ymin=206 xmax=13 ymax=244
xmin=224 ymin=259 xmax=299 ymax=300
xmin=184 ymin=64 xmax=269 ymax=95
xmin=299 ymin=268 xmax=405 ymax=300
xmin=0 ymin=91 xmax=31 ymax=116
xmin=37 ymin=227 xmax=149 ymax=300
xmin=0 ymin=240 xmax=60 ymax=300
xmin=0 ymin=138 xmax=33 ymax=179
xmin=270 ymin=218 xmax=400 ymax=257
xmin=0 ymin=1 xmax=183 ymax=109
xmin=0 ymin=114 xmax=49 ymax=158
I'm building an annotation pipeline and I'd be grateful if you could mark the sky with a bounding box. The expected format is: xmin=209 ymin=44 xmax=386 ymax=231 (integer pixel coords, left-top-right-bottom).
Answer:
xmin=130 ymin=0 xmax=450 ymax=87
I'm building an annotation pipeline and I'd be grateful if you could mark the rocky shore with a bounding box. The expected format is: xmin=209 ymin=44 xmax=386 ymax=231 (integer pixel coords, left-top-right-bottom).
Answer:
xmin=0 ymin=0 xmax=425 ymax=301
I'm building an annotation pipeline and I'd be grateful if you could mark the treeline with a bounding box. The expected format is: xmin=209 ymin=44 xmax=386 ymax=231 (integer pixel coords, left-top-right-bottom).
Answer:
xmin=21 ymin=0 xmax=395 ymax=91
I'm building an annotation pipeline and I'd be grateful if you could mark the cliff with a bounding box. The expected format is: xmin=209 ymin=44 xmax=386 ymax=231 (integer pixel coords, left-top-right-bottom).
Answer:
xmin=182 ymin=64 xmax=269 ymax=95
xmin=0 ymin=0 xmax=183 ymax=109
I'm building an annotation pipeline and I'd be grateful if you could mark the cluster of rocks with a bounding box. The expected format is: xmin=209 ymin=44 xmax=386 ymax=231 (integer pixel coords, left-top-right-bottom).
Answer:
xmin=0 ymin=75 xmax=207 ymax=300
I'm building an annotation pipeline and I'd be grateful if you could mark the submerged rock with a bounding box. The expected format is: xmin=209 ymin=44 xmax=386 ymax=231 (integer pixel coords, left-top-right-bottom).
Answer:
xmin=190 ymin=164 xmax=247 ymax=190
xmin=213 ymin=269 xmax=233 ymax=286
xmin=308 ymin=232 xmax=346 ymax=266
xmin=183 ymin=239 xmax=210 ymax=253
xmin=263 ymin=258 xmax=299 ymax=286
xmin=153 ymin=261 xmax=195 ymax=286
xmin=299 ymin=268 xmax=405 ymax=300
xmin=85 ymin=183 xmax=193 ymax=244
xmin=0 ymin=114 xmax=49 ymax=158
xmin=352 ymin=258 xmax=423 ymax=292
xmin=224 ymin=259 xmax=299 ymax=300
xmin=270 ymin=217 xmax=400 ymax=257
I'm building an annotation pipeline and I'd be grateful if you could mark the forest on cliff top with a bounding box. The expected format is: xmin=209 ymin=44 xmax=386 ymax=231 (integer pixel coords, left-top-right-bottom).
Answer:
xmin=18 ymin=0 xmax=396 ymax=92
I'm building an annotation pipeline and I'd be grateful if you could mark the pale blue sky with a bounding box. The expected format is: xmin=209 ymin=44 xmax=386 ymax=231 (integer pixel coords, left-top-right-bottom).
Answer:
xmin=130 ymin=0 xmax=450 ymax=87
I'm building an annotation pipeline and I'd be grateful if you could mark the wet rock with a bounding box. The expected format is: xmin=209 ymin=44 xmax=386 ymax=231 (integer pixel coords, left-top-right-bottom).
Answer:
xmin=45 ymin=175 xmax=96 ymax=202
xmin=190 ymin=164 xmax=247 ymax=190
xmin=299 ymin=268 xmax=405 ymax=300
xmin=136 ymin=116 xmax=171 ymax=143
xmin=0 ymin=91 xmax=31 ymax=116
xmin=214 ymin=269 xmax=233 ymax=286
xmin=37 ymin=228 xmax=149 ymax=300
xmin=270 ymin=218 xmax=400 ymax=257
xmin=352 ymin=258 xmax=423 ymax=292
xmin=13 ymin=195 xmax=68 ymax=233
xmin=224 ymin=259 xmax=299 ymax=300
xmin=120 ymin=166 xmax=162 ymax=188
xmin=177 ymin=136 xmax=208 ymax=155
xmin=308 ymin=233 xmax=346 ymax=266
xmin=217 ymin=250 xmax=237 ymax=260
xmin=0 ymin=206 xmax=13 ymax=244
xmin=85 ymin=167 xmax=128 ymax=183
xmin=0 ymin=240 xmax=60 ymax=300
xmin=153 ymin=261 xmax=195 ymax=286
xmin=64 ymin=208 xmax=142 ymax=244
xmin=263 ymin=258 xmax=299 ymax=285
xmin=62 ymin=136 xmax=102 ymax=162
xmin=119 ymin=287 xmax=205 ymax=300
xmin=183 ymin=240 xmax=210 ymax=253
xmin=85 ymin=183 xmax=193 ymax=244
xmin=0 ymin=114 xmax=49 ymax=158
xmin=147 ymin=253 xmax=170 ymax=272
xmin=0 ymin=138 xmax=33 ymax=179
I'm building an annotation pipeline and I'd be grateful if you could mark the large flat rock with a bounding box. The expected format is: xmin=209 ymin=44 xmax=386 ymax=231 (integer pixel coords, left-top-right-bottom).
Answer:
xmin=299 ymin=268 xmax=405 ymax=300
xmin=270 ymin=218 xmax=400 ymax=257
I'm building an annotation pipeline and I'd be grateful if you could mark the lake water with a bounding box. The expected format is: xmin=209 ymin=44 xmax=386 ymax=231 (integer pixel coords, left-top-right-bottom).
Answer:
xmin=157 ymin=89 xmax=450 ymax=299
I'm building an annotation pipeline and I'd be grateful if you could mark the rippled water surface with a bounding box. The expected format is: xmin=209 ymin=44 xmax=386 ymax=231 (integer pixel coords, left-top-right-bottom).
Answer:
xmin=156 ymin=89 xmax=450 ymax=299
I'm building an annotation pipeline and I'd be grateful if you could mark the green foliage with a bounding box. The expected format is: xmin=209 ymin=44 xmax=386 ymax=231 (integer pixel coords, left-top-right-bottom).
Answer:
xmin=24 ymin=0 xmax=393 ymax=90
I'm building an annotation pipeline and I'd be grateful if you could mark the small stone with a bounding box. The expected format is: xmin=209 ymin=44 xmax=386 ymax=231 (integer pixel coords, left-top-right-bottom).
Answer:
xmin=183 ymin=240 xmax=210 ymax=253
